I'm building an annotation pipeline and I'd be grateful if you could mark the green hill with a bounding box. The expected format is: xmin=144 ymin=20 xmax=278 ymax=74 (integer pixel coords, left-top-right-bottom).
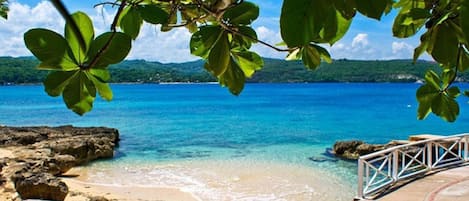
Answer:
xmin=0 ymin=56 xmax=467 ymax=85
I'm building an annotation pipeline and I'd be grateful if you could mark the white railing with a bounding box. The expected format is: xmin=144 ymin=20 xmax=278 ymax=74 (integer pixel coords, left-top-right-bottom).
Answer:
xmin=356 ymin=133 xmax=469 ymax=200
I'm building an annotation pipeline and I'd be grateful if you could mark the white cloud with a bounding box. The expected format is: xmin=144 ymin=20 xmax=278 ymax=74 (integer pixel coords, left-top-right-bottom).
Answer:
xmin=0 ymin=1 xmax=63 ymax=57
xmin=391 ymin=41 xmax=413 ymax=54
xmin=0 ymin=1 xmax=198 ymax=63
xmin=351 ymin=33 xmax=369 ymax=48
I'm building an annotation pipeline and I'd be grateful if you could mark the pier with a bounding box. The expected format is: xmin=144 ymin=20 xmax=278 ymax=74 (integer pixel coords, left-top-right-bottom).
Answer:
xmin=355 ymin=133 xmax=469 ymax=200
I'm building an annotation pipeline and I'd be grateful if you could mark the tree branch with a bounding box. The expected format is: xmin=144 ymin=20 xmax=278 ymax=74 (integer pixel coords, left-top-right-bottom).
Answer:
xmin=50 ymin=0 xmax=87 ymax=53
xmin=86 ymin=0 xmax=128 ymax=69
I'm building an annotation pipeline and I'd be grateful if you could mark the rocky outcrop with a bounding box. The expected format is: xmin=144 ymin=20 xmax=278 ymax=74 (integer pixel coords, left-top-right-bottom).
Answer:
xmin=13 ymin=172 xmax=68 ymax=201
xmin=332 ymin=140 xmax=385 ymax=160
xmin=0 ymin=125 xmax=119 ymax=201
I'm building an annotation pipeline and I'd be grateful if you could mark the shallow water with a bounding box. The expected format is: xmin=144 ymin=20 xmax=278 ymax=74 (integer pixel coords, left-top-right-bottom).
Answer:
xmin=1 ymin=83 xmax=468 ymax=200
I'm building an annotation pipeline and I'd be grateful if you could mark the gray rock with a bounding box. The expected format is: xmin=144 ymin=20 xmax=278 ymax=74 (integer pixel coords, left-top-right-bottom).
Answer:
xmin=13 ymin=172 xmax=68 ymax=201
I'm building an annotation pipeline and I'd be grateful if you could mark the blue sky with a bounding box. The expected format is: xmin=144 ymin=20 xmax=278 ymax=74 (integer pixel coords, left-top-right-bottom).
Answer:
xmin=0 ymin=0 xmax=427 ymax=62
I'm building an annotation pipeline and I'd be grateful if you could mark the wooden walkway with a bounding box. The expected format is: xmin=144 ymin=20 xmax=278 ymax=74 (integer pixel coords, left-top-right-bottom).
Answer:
xmin=377 ymin=165 xmax=469 ymax=201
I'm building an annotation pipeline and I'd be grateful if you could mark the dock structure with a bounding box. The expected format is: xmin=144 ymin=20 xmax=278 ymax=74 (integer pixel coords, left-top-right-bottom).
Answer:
xmin=355 ymin=133 xmax=469 ymax=200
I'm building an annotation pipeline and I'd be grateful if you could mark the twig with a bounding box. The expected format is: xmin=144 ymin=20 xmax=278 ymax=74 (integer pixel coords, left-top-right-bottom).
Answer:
xmin=50 ymin=0 xmax=87 ymax=54
xmin=86 ymin=0 xmax=128 ymax=69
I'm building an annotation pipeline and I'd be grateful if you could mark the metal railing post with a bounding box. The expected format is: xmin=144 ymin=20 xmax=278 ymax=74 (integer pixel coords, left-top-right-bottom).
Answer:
xmin=392 ymin=150 xmax=398 ymax=181
xmin=357 ymin=158 xmax=364 ymax=199
xmin=427 ymin=142 xmax=433 ymax=170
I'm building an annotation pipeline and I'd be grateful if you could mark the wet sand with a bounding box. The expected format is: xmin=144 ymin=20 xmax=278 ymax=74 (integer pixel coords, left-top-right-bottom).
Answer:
xmin=63 ymin=159 xmax=354 ymax=201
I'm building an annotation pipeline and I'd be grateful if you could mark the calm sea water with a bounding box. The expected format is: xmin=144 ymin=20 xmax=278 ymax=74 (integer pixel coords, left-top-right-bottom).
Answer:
xmin=1 ymin=83 xmax=469 ymax=189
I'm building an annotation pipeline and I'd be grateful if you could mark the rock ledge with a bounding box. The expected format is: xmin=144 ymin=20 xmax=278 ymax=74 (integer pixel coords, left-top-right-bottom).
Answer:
xmin=0 ymin=125 xmax=119 ymax=201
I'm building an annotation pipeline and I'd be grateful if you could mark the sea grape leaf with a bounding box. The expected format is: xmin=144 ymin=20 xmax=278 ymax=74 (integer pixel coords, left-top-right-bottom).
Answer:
xmin=190 ymin=26 xmax=223 ymax=58
xmin=161 ymin=9 xmax=177 ymax=32
xmin=232 ymin=26 xmax=257 ymax=49
xmin=424 ymin=70 xmax=441 ymax=90
xmin=429 ymin=24 xmax=459 ymax=67
xmin=355 ymin=0 xmax=392 ymax=20
xmin=332 ymin=0 xmax=356 ymax=19
xmin=280 ymin=0 xmax=317 ymax=46
xmin=88 ymin=32 xmax=132 ymax=67
xmin=302 ymin=45 xmax=322 ymax=70
xmin=89 ymin=68 xmax=111 ymax=82
xmin=205 ymin=32 xmax=230 ymax=76
xmin=416 ymin=84 xmax=438 ymax=120
xmin=461 ymin=1 xmax=469 ymax=44
xmin=120 ymin=7 xmax=143 ymax=40
xmin=413 ymin=32 xmax=430 ymax=63
xmin=24 ymin=29 xmax=68 ymax=65
xmin=223 ymin=1 xmax=259 ymax=25
xmin=219 ymin=59 xmax=246 ymax=95
xmin=138 ymin=4 xmax=169 ymax=25
xmin=465 ymin=90 xmax=469 ymax=97
xmin=62 ymin=72 xmax=95 ymax=115
xmin=43 ymin=70 xmax=79 ymax=97
xmin=87 ymin=71 xmax=113 ymax=101
xmin=65 ymin=12 xmax=94 ymax=63
xmin=232 ymin=51 xmax=263 ymax=77
xmin=393 ymin=11 xmax=427 ymax=38
xmin=0 ymin=0 xmax=7 ymax=19
xmin=446 ymin=86 xmax=460 ymax=99
xmin=458 ymin=49 xmax=469 ymax=72
xmin=431 ymin=93 xmax=459 ymax=122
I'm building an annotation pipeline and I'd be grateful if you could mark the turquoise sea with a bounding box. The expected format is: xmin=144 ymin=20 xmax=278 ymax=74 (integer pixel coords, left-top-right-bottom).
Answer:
xmin=1 ymin=83 xmax=469 ymax=200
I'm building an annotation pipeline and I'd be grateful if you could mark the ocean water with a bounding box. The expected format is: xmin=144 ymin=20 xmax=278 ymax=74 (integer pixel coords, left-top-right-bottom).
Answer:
xmin=1 ymin=83 xmax=469 ymax=200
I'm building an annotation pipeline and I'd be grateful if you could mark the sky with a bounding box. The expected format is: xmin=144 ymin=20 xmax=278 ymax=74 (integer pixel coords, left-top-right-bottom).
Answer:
xmin=0 ymin=0 xmax=428 ymax=63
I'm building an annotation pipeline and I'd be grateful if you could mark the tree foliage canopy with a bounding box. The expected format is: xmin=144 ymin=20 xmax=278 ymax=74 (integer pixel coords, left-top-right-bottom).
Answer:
xmin=1 ymin=0 xmax=469 ymax=121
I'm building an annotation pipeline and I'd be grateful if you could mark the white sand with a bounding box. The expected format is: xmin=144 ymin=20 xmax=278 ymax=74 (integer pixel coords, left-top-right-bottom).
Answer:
xmin=65 ymin=159 xmax=354 ymax=201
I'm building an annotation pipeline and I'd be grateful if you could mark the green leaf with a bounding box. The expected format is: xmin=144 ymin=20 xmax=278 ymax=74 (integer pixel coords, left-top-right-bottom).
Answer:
xmin=161 ymin=9 xmax=177 ymax=32
xmin=24 ymin=29 xmax=68 ymax=65
xmin=223 ymin=1 xmax=259 ymax=25
xmin=89 ymin=68 xmax=111 ymax=82
xmin=280 ymin=0 xmax=318 ymax=46
xmin=138 ymin=4 xmax=169 ymax=25
xmin=446 ymin=86 xmax=460 ymax=99
xmin=424 ymin=70 xmax=441 ymax=90
xmin=120 ymin=7 xmax=143 ymax=40
xmin=302 ymin=45 xmax=322 ymax=70
xmin=205 ymin=32 xmax=230 ymax=76
xmin=232 ymin=26 xmax=257 ymax=49
xmin=326 ymin=10 xmax=352 ymax=45
xmin=332 ymin=0 xmax=356 ymax=19
xmin=429 ymin=23 xmax=459 ymax=66
xmin=460 ymin=0 xmax=469 ymax=43
xmin=88 ymin=32 xmax=132 ymax=67
xmin=431 ymin=93 xmax=459 ymax=122
xmin=62 ymin=71 xmax=95 ymax=115
xmin=392 ymin=11 xmax=427 ymax=38
xmin=87 ymin=71 xmax=113 ymax=101
xmin=458 ymin=50 xmax=469 ymax=72
xmin=219 ymin=59 xmax=246 ymax=95
xmin=65 ymin=12 xmax=94 ymax=64
xmin=232 ymin=51 xmax=263 ymax=77
xmin=413 ymin=32 xmax=430 ymax=63
xmin=416 ymin=84 xmax=439 ymax=120
xmin=0 ymin=0 xmax=8 ymax=19
xmin=355 ymin=0 xmax=393 ymax=20
xmin=313 ymin=44 xmax=333 ymax=63
xmin=43 ymin=70 xmax=79 ymax=97
xmin=465 ymin=90 xmax=469 ymax=97
xmin=190 ymin=26 xmax=223 ymax=58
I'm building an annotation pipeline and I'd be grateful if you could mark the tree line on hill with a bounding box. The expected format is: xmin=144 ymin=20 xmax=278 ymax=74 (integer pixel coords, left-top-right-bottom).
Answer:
xmin=0 ymin=56 xmax=467 ymax=85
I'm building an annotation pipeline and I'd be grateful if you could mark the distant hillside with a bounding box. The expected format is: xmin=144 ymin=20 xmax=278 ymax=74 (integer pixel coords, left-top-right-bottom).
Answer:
xmin=0 ymin=56 xmax=467 ymax=85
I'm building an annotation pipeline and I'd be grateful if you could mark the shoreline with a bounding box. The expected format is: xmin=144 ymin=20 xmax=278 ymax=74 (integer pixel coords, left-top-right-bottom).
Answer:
xmin=64 ymin=158 xmax=355 ymax=201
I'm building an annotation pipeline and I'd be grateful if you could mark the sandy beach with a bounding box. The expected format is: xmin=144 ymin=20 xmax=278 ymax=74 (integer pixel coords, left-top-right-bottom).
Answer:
xmin=61 ymin=159 xmax=354 ymax=201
